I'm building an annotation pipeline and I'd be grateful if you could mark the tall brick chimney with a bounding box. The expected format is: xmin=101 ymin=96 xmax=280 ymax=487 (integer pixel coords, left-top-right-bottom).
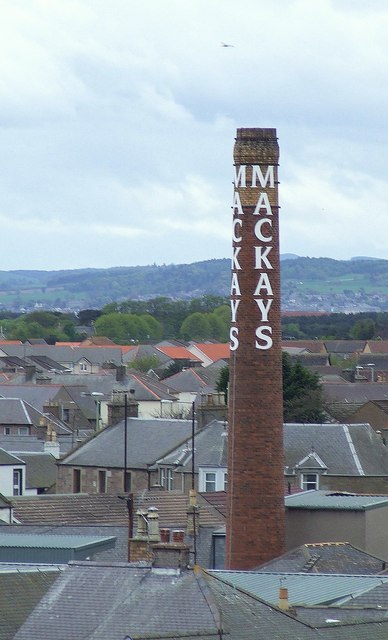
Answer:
xmin=226 ymin=128 xmax=285 ymax=569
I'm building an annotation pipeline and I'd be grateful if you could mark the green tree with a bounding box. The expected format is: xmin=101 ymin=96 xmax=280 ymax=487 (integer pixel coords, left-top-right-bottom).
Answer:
xmin=180 ymin=312 xmax=212 ymax=341
xmin=130 ymin=354 xmax=163 ymax=373
xmin=349 ymin=318 xmax=376 ymax=340
xmin=216 ymin=353 xmax=325 ymax=423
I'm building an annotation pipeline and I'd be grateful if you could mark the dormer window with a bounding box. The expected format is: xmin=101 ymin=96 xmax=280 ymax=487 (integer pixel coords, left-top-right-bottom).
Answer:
xmin=301 ymin=473 xmax=319 ymax=491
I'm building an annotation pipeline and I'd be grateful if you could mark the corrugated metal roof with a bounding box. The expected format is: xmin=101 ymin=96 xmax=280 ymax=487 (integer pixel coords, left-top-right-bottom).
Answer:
xmin=0 ymin=534 xmax=116 ymax=550
xmin=285 ymin=490 xmax=388 ymax=510
xmin=209 ymin=571 xmax=388 ymax=606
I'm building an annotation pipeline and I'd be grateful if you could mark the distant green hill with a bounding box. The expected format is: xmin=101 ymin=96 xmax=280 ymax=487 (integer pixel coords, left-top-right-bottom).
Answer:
xmin=1 ymin=256 xmax=388 ymax=312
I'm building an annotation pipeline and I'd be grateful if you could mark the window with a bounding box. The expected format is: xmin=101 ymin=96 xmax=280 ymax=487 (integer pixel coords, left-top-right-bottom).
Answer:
xmin=62 ymin=408 xmax=70 ymax=422
xmin=3 ymin=427 xmax=10 ymax=435
xmin=73 ymin=468 xmax=81 ymax=493
xmin=223 ymin=472 xmax=228 ymax=491
xmin=205 ymin=472 xmax=216 ymax=492
xmin=160 ymin=467 xmax=173 ymax=491
xmin=79 ymin=362 xmax=88 ymax=372
xmin=13 ymin=469 xmax=23 ymax=496
xmin=301 ymin=473 xmax=318 ymax=491
xmin=18 ymin=426 xmax=29 ymax=436
xmin=98 ymin=470 xmax=107 ymax=493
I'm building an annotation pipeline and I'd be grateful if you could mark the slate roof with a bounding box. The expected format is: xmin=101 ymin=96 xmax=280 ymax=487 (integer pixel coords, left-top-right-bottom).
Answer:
xmin=358 ymin=354 xmax=388 ymax=369
xmin=285 ymin=422 xmax=388 ymax=476
xmin=14 ymin=562 xmax=388 ymax=639
xmin=162 ymin=367 xmax=217 ymax=393
xmin=125 ymin=369 xmax=179 ymax=401
xmin=11 ymin=563 xmax=312 ymax=640
xmin=60 ymin=417 xmax=193 ymax=469
xmin=122 ymin=344 xmax=172 ymax=366
xmin=0 ymin=448 xmax=24 ymax=466
xmin=156 ymin=420 xmax=388 ymax=478
xmin=0 ymin=567 xmax=61 ymax=640
xmin=289 ymin=354 xmax=330 ymax=367
xmin=323 ymin=382 xmax=388 ymax=404
xmin=17 ymin=452 xmax=57 ymax=489
xmin=324 ymin=340 xmax=366 ymax=354
xmin=0 ymin=383 xmax=62 ymax=411
xmin=25 ymin=354 xmax=70 ymax=372
xmin=0 ymin=344 xmax=124 ymax=366
xmin=257 ymin=542 xmax=388 ymax=575
xmin=156 ymin=419 xmax=228 ymax=471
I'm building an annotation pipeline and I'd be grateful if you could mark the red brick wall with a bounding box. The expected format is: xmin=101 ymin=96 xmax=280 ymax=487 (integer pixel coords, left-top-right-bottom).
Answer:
xmin=226 ymin=128 xmax=285 ymax=569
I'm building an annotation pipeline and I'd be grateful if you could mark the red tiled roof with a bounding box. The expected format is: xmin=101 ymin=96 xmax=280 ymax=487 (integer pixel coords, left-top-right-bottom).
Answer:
xmin=365 ymin=341 xmax=388 ymax=354
xmin=156 ymin=346 xmax=202 ymax=361
xmin=191 ymin=343 xmax=230 ymax=363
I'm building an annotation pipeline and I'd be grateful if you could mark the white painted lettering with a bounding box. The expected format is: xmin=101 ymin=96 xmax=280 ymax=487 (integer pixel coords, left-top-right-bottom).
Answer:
xmin=232 ymin=192 xmax=244 ymax=216
xmin=232 ymin=246 xmax=242 ymax=270
xmin=232 ymin=218 xmax=242 ymax=242
xmin=234 ymin=165 xmax=246 ymax=188
xmin=254 ymin=246 xmax=273 ymax=270
xmin=254 ymin=218 xmax=272 ymax=242
xmin=255 ymin=326 xmax=273 ymax=350
xmin=253 ymin=192 xmax=272 ymax=216
xmin=254 ymin=273 xmax=273 ymax=296
xmin=230 ymin=326 xmax=239 ymax=351
xmin=251 ymin=165 xmax=274 ymax=188
xmin=230 ymin=299 xmax=240 ymax=322
xmin=231 ymin=272 xmax=241 ymax=296
xmin=254 ymin=298 xmax=273 ymax=322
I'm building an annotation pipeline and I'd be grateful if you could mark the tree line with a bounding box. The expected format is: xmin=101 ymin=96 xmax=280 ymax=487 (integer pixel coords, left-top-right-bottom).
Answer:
xmin=2 ymin=299 xmax=388 ymax=344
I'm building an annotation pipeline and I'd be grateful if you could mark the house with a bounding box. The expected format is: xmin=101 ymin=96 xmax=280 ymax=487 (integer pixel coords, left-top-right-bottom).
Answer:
xmin=324 ymin=340 xmax=366 ymax=360
xmin=0 ymin=448 xmax=58 ymax=497
xmin=187 ymin=342 xmax=230 ymax=366
xmin=284 ymin=491 xmax=388 ymax=561
xmin=56 ymin=417 xmax=194 ymax=495
xmin=282 ymin=340 xmax=327 ymax=355
xmin=322 ymin=381 xmax=388 ymax=422
xmin=0 ymin=449 xmax=25 ymax=497
xmin=0 ymin=397 xmax=72 ymax=442
xmin=152 ymin=420 xmax=388 ymax=496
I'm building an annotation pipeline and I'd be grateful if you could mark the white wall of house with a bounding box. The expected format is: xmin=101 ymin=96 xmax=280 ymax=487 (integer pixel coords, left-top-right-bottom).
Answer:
xmin=0 ymin=464 xmax=26 ymax=497
xmin=198 ymin=466 xmax=227 ymax=492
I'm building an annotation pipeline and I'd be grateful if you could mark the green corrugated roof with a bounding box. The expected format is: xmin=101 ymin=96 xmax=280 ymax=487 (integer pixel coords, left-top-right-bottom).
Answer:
xmin=209 ymin=571 xmax=388 ymax=606
xmin=285 ymin=490 xmax=388 ymax=511
xmin=0 ymin=534 xmax=116 ymax=550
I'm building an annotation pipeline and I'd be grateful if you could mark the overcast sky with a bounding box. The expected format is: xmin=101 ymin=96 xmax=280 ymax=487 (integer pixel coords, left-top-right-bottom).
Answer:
xmin=1 ymin=0 xmax=388 ymax=270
